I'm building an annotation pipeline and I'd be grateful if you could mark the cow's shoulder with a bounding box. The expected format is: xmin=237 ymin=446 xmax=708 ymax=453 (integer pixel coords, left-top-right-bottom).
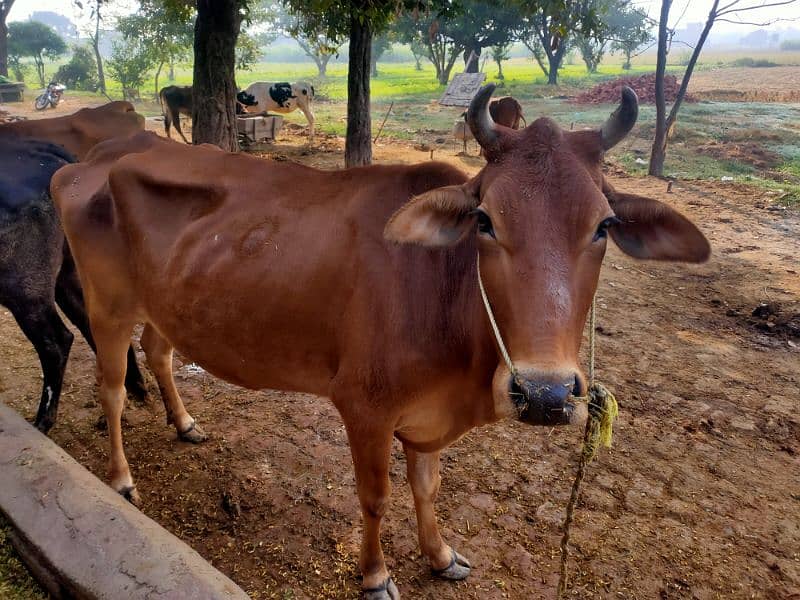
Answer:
xmin=51 ymin=131 xmax=165 ymax=230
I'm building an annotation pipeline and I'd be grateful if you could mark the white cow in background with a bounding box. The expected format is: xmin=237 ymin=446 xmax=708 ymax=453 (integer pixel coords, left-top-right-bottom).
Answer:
xmin=244 ymin=81 xmax=315 ymax=141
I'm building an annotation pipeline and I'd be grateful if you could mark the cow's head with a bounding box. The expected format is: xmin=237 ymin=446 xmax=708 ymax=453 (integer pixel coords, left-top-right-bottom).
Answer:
xmin=385 ymin=84 xmax=709 ymax=427
xmin=236 ymin=90 xmax=258 ymax=108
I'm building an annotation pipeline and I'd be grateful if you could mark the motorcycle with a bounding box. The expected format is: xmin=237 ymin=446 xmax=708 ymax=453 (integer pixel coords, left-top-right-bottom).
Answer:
xmin=34 ymin=83 xmax=66 ymax=111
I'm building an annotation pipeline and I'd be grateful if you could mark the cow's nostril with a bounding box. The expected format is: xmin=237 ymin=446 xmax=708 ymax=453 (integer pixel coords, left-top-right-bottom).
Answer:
xmin=572 ymin=375 xmax=582 ymax=397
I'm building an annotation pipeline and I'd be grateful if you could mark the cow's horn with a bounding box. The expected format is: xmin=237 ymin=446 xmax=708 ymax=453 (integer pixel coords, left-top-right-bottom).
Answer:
xmin=600 ymin=86 xmax=638 ymax=150
xmin=467 ymin=83 xmax=499 ymax=151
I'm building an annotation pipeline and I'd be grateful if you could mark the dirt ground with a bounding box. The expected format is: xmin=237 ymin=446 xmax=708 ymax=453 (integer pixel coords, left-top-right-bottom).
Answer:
xmin=688 ymin=66 xmax=800 ymax=103
xmin=1 ymin=101 xmax=799 ymax=600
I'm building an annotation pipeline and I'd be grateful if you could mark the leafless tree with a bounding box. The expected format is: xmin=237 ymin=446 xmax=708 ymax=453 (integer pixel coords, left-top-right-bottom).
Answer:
xmin=649 ymin=0 xmax=799 ymax=177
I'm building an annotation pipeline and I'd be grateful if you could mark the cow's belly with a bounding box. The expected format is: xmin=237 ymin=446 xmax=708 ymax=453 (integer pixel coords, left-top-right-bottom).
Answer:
xmin=130 ymin=210 xmax=350 ymax=395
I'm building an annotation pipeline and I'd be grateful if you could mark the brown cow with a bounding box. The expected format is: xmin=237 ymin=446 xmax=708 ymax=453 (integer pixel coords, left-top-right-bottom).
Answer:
xmin=52 ymin=85 xmax=709 ymax=599
xmin=0 ymin=101 xmax=144 ymax=160
xmin=159 ymin=85 xmax=258 ymax=143
xmin=454 ymin=95 xmax=526 ymax=152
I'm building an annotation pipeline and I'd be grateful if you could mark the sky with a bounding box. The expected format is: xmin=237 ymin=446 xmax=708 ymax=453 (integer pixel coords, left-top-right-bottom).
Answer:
xmin=9 ymin=0 xmax=800 ymax=32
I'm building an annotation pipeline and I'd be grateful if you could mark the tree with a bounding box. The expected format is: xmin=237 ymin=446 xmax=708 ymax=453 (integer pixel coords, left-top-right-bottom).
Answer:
xmin=609 ymin=2 xmax=652 ymax=70
xmin=74 ymin=0 xmax=109 ymax=94
xmin=393 ymin=11 xmax=462 ymax=85
xmin=192 ymin=0 xmax=245 ymax=151
xmin=284 ymin=0 xmax=403 ymax=167
xmin=577 ymin=1 xmax=652 ymax=74
xmin=106 ymin=38 xmax=154 ymax=100
xmin=0 ymin=0 xmax=15 ymax=77
xmin=371 ymin=32 xmax=392 ymax=77
xmin=491 ymin=42 xmax=511 ymax=79
xmin=7 ymin=21 xmax=67 ymax=87
xmin=648 ymin=0 xmax=798 ymax=176
xmin=393 ymin=2 xmax=517 ymax=85
xmin=54 ymin=45 xmax=99 ymax=90
xmin=235 ymin=31 xmax=262 ymax=69
xmin=266 ymin=6 xmax=341 ymax=76
xmin=31 ymin=11 xmax=79 ymax=38
xmin=515 ymin=0 xmax=601 ymax=85
xmin=116 ymin=0 xmax=193 ymax=99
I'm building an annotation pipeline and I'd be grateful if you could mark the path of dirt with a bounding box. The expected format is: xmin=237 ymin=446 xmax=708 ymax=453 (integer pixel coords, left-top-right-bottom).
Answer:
xmin=0 ymin=104 xmax=798 ymax=600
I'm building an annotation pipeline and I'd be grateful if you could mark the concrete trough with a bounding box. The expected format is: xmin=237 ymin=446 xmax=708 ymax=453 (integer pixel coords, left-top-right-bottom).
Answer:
xmin=0 ymin=403 xmax=250 ymax=599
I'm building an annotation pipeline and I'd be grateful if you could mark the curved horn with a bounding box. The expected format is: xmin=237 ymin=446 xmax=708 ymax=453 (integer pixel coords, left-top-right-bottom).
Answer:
xmin=467 ymin=83 xmax=499 ymax=151
xmin=601 ymin=86 xmax=638 ymax=150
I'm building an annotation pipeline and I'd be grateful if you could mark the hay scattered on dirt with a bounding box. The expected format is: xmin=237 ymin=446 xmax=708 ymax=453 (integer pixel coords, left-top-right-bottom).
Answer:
xmin=0 ymin=516 xmax=47 ymax=600
xmin=573 ymin=73 xmax=695 ymax=104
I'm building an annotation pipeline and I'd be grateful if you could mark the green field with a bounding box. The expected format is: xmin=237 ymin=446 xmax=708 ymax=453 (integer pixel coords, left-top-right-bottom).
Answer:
xmin=16 ymin=53 xmax=800 ymax=205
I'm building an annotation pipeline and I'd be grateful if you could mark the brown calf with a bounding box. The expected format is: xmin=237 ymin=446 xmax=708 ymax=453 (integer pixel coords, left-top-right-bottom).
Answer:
xmin=52 ymin=85 xmax=709 ymax=599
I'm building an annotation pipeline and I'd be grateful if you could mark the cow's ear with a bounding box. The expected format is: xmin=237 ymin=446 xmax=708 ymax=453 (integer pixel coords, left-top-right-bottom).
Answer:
xmin=608 ymin=191 xmax=710 ymax=263
xmin=384 ymin=185 xmax=479 ymax=247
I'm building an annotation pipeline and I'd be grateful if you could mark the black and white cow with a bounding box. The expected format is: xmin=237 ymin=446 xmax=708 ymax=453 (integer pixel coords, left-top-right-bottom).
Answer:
xmin=0 ymin=137 xmax=146 ymax=432
xmin=159 ymin=85 xmax=258 ymax=143
xmin=242 ymin=81 xmax=316 ymax=140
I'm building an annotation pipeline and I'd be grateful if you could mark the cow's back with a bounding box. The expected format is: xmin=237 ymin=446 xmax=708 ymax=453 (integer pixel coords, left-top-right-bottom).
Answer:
xmin=0 ymin=102 xmax=144 ymax=160
xmin=53 ymin=134 xmax=470 ymax=393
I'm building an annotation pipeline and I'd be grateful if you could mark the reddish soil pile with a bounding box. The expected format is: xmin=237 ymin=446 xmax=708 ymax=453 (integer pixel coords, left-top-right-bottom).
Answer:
xmin=574 ymin=73 xmax=695 ymax=104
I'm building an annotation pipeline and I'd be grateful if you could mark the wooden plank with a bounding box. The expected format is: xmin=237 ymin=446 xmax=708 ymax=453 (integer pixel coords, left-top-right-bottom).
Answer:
xmin=439 ymin=73 xmax=486 ymax=107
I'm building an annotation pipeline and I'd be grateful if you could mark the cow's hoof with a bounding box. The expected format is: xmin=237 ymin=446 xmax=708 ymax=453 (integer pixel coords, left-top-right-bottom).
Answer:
xmin=119 ymin=485 xmax=142 ymax=507
xmin=34 ymin=417 xmax=54 ymax=435
xmin=126 ymin=380 xmax=149 ymax=405
xmin=178 ymin=420 xmax=207 ymax=444
xmin=363 ymin=577 xmax=399 ymax=600
xmin=432 ymin=549 xmax=471 ymax=581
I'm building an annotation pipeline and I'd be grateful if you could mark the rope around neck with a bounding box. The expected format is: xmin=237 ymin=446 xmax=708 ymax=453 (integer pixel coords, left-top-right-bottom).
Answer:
xmin=475 ymin=254 xmax=618 ymax=598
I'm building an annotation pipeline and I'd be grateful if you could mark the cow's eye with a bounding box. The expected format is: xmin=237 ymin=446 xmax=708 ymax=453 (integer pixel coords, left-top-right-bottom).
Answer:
xmin=474 ymin=209 xmax=495 ymax=239
xmin=593 ymin=216 xmax=619 ymax=242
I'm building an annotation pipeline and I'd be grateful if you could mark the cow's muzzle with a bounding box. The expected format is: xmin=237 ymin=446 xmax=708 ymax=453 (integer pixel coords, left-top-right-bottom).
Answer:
xmin=509 ymin=374 xmax=582 ymax=426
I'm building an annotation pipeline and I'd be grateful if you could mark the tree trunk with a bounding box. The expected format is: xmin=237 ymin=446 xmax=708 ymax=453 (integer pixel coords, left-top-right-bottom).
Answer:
xmin=463 ymin=43 xmax=480 ymax=72
xmin=496 ymin=59 xmax=504 ymax=79
xmin=345 ymin=12 xmax=372 ymax=167
xmin=92 ymin=9 xmax=106 ymax=94
xmin=648 ymin=0 xmax=673 ymax=177
xmin=154 ymin=60 xmax=163 ymax=100
xmin=0 ymin=17 xmax=8 ymax=78
xmin=34 ymin=56 xmax=47 ymax=87
xmin=192 ymin=0 xmax=242 ymax=151
xmin=546 ymin=52 xmax=560 ymax=85
xmin=168 ymin=60 xmax=175 ymax=81
xmin=623 ymin=48 xmax=632 ymax=70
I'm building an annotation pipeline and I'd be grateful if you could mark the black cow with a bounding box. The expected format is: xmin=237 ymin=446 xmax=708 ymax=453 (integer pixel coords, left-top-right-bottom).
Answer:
xmin=0 ymin=138 xmax=146 ymax=432
xmin=159 ymin=85 xmax=258 ymax=143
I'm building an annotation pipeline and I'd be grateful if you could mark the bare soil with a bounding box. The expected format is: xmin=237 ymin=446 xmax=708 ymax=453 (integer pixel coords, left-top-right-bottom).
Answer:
xmin=1 ymin=106 xmax=799 ymax=600
xmin=688 ymin=66 xmax=800 ymax=103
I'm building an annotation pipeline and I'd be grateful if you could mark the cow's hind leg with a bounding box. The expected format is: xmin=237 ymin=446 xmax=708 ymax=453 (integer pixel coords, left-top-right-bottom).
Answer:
xmin=7 ymin=300 xmax=73 ymax=433
xmin=93 ymin=318 xmax=141 ymax=504
xmin=55 ymin=251 xmax=148 ymax=402
xmin=404 ymin=446 xmax=471 ymax=580
xmin=140 ymin=323 xmax=206 ymax=443
xmin=173 ymin=111 xmax=190 ymax=144
xmin=341 ymin=417 xmax=399 ymax=599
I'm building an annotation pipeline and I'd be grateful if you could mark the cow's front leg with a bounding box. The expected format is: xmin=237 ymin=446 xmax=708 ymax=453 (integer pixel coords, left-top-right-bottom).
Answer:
xmin=404 ymin=446 xmax=471 ymax=580
xmin=345 ymin=422 xmax=399 ymax=599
